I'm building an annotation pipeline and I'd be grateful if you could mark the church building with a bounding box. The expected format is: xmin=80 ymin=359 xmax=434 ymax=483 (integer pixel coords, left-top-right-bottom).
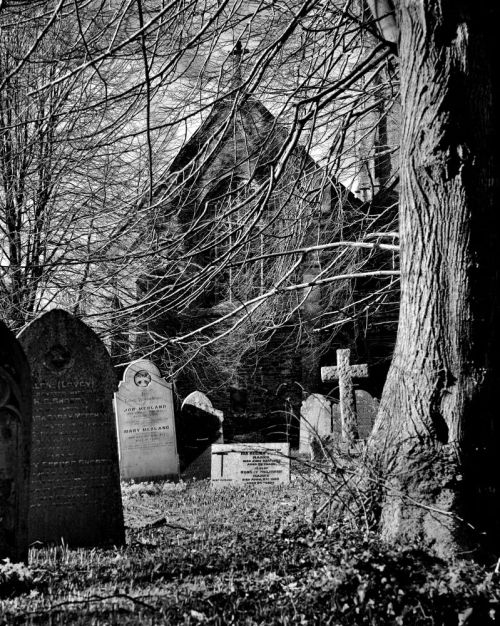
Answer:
xmin=133 ymin=50 xmax=398 ymax=444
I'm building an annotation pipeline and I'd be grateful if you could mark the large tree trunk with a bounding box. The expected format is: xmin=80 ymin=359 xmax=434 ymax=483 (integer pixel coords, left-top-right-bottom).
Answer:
xmin=371 ymin=2 xmax=500 ymax=556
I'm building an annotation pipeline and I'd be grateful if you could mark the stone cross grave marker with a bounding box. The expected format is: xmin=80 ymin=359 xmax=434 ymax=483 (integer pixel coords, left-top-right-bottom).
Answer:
xmin=179 ymin=391 xmax=223 ymax=480
xmin=114 ymin=359 xmax=179 ymax=481
xmin=299 ymin=394 xmax=339 ymax=457
xmin=211 ymin=443 xmax=290 ymax=487
xmin=355 ymin=389 xmax=379 ymax=439
xmin=321 ymin=349 xmax=368 ymax=444
xmin=0 ymin=321 xmax=31 ymax=562
xmin=19 ymin=309 xmax=125 ymax=547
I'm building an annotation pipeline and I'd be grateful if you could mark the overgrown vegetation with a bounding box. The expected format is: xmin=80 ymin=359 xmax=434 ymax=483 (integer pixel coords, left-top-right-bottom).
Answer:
xmin=1 ymin=462 xmax=498 ymax=625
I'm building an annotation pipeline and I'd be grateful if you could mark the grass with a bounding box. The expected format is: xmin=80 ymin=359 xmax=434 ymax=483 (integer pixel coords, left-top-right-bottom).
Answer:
xmin=1 ymin=460 xmax=499 ymax=625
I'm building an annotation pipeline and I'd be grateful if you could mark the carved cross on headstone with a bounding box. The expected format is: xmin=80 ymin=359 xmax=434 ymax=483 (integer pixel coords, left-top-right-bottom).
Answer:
xmin=321 ymin=349 xmax=368 ymax=444
xmin=212 ymin=449 xmax=230 ymax=477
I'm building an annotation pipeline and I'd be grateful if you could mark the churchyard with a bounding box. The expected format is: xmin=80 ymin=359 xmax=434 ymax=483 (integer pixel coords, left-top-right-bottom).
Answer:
xmin=1 ymin=472 xmax=498 ymax=624
xmin=1 ymin=309 xmax=499 ymax=624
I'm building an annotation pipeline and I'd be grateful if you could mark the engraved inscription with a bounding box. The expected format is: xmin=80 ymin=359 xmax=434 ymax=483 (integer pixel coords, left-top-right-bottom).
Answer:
xmin=211 ymin=444 xmax=290 ymax=487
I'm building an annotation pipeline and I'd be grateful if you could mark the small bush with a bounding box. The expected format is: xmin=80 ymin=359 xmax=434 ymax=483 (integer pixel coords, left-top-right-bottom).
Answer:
xmin=0 ymin=559 xmax=32 ymax=598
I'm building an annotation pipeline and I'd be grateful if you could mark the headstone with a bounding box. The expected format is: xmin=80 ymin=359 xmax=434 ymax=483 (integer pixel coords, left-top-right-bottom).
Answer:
xmin=355 ymin=390 xmax=379 ymax=438
xmin=321 ymin=349 xmax=368 ymax=444
xmin=0 ymin=321 xmax=31 ymax=562
xmin=179 ymin=391 xmax=223 ymax=480
xmin=299 ymin=394 xmax=339 ymax=456
xmin=114 ymin=359 xmax=179 ymax=481
xmin=211 ymin=443 xmax=290 ymax=487
xmin=19 ymin=309 xmax=125 ymax=547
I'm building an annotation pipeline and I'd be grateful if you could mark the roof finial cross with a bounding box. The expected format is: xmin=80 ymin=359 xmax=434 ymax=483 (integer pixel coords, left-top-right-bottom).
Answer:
xmin=230 ymin=40 xmax=249 ymax=91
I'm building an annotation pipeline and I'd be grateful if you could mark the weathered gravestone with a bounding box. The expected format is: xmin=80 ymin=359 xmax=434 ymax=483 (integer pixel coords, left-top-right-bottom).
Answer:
xmin=19 ymin=309 xmax=125 ymax=547
xmin=114 ymin=359 xmax=179 ymax=481
xmin=211 ymin=443 xmax=290 ymax=487
xmin=321 ymin=349 xmax=369 ymax=444
xmin=0 ymin=321 xmax=31 ymax=562
xmin=179 ymin=391 xmax=223 ymax=479
xmin=299 ymin=394 xmax=340 ymax=457
xmin=355 ymin=390 xmax=379 ymax=439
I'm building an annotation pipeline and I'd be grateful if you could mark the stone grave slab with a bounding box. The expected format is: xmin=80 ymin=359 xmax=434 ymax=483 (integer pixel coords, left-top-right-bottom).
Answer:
xmin=0 ymin=321 xmax=31 ymax=562
xmin=299 ymin=393 xmax=339 ymax=456
xmin=114 ymin=359 xmax=179 ymax=481
xmin=355 ymin=390 xmax=379 ymax=439
xmin=211 ymin=443 xmax=290 ymax=487
xmin=180 ymin=391 xmax=223 ymax=480
xmin=19 ymin=309 xmax=124 ymax=547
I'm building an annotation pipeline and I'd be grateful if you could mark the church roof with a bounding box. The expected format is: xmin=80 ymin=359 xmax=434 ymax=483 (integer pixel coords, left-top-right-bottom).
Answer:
xmin=162 ymin=92 xmax=361 ymax=216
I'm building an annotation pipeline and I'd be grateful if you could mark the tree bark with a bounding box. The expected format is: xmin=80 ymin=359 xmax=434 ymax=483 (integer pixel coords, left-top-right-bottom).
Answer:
xmin=370 ymin=1 xmax=500 ymax=556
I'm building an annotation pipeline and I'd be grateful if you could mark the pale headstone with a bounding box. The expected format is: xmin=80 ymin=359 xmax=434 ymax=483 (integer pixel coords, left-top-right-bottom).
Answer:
xmin=179 ymin=391 xmax=223 ymax=480
xmin=19 ymin=309 xmax=125 ymax=547
xmin=211 ymin=443 xmax=290 ymax=487
xmin=299 ymin=394 xmax=339 ymax=456
xmin=114 ymin=359 xmax=179 ymax=481
xmin=0 ymin=321 xmax=31 ymax=562
xmin=321 ymin=349 xmax=369 ymax=444
xmin=355 ymin=389 xmax=379 ymax=438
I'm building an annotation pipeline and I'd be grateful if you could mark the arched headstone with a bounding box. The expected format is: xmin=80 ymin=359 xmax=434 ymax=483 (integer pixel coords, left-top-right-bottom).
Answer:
xmin=19 ymin=310 xmax=124 ymax=547
xmin=114 ymin=359 xmax=179 ymax=481
xmin=182 ymin=391 xmax=217 ymax=413
xmin=299 ymin=393 xmax=340 ymax=456
xmin=355 ymin=390 xmax=379 ymax=438
xmin=179 ymin=391 xmax=223 ymax=479
xmin=0 ymin=321 xmax=31 ymax=562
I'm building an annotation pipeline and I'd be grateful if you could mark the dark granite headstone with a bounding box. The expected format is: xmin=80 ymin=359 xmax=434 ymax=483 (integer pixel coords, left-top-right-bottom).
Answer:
xmin=179 ymin=391 xmax=223 ymax=479
xmin=0 ymin=321 xmax=31 ymax=562
xmin=355 ymin=389 xmax=379 ymax=438
xmin=19 ymin=309 xmax=124 ymax=547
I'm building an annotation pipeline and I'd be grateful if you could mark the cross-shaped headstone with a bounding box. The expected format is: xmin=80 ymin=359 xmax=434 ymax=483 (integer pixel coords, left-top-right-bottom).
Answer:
xmin=321 ymin=349 xmax=368 ymax=444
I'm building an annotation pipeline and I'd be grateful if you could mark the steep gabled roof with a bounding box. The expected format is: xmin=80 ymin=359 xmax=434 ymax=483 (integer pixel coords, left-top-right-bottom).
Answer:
xmin=159 ymin=93 xmax=362 ymax=221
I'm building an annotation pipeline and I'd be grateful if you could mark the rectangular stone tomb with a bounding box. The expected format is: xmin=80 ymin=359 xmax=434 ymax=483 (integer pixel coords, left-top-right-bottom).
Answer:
xmin=19 ymin=309 xmax=124 ymax=548
xmin=114 ymin=359 xmax=179 ymax=481
xmin=211 ymin=443 xmax=290 ymax=487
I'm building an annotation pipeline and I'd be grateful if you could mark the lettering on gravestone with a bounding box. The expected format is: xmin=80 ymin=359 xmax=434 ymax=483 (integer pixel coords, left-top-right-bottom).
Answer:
xmin=114 ymin=359 xmax=179 ymax=481
xmin=19 ymin=309 xmax=124 ymax=547
xmin=0 ymin=321 xmax=31 ymax=562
